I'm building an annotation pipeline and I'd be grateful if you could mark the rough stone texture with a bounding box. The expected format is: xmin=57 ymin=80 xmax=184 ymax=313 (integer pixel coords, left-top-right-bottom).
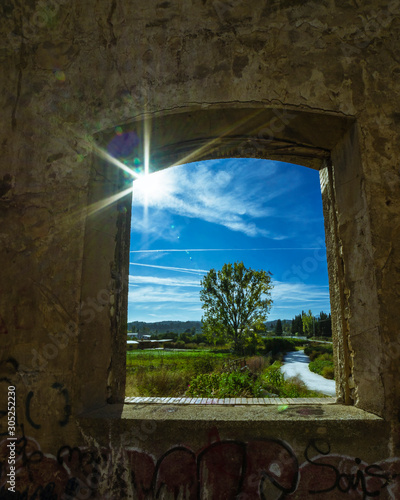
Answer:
xmin=1 ymin=0 xmax=400 ymax=497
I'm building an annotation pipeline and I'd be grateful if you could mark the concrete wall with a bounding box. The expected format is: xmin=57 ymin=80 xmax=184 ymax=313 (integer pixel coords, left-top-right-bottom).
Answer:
xmin=1 ymin=0 xmax=400 ymax=497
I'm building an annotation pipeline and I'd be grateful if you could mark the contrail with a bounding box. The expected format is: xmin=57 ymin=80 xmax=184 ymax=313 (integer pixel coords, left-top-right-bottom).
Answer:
xmin=130 ymin=248 xmax=324 ymax=253
xmin=130 ymin=262 xmax=208 ymax=274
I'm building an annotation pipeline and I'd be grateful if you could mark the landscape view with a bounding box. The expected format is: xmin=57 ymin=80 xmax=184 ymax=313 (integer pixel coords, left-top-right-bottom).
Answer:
xmin=126 ymin=158 xmax=335 ymax=399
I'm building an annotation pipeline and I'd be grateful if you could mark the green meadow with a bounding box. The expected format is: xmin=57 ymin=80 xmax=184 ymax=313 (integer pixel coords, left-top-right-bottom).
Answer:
xmin=126 ymin=348 xmax=327 ymax=399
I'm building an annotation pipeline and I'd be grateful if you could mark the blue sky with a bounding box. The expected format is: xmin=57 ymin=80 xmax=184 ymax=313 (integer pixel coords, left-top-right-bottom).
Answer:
xmin=128 ymin=158 xmax=330 ymax=323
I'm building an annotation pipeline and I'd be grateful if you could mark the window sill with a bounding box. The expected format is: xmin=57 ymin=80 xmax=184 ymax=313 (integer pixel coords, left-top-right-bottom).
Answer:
xmin=124 ymin=396 xmax=337 ymax=406
xmin=79 ymin=399 xmax=384 ymax=424
xmin=77 ymin=401 xmax=387 ymax=457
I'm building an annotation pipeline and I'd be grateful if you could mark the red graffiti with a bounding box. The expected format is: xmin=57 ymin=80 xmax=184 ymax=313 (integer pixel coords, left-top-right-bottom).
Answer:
xmin=127 ymin=439 xmax=298 ymax=499
xmin=1 ymin=435 xmax=400 ymax=499
xmin=0 ymin=436 xmax=69 ymax=498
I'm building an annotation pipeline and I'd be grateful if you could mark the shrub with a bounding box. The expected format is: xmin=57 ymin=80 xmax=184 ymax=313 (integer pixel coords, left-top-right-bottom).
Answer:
xmin=187 ymin=371 xmax=263 ymax=398
xmin=304 ymin=343 xmax=333 ymax=360
xmin=262 ymin=338 xmax=297 ymax=356
xmin=322 ymin=365 xmax=335 ymax=379
xmin=263 ymin=361 xmax=285 ymax=388
xmin=280 ymin=375 xmax=308 ymax=398
xmin=192 ymin=356 xmax=217 ymax=375
xmin=309 ymin=358 xmax=335 ymax=380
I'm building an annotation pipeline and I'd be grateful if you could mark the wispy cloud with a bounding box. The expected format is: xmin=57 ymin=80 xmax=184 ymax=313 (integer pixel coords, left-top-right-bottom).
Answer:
xmin=130 ymin=262 xmax=208 ymax=275
xmin=129 ymin=303 xmax=203 ymax=322
xmin=128 ymin=278 xmax=329 ymax=315
xmin=131 ymin=159 xmax=299 ymax=239
xmin=127 ymin=158 xmax=329 ymax=323
xmin=128 ymin=285 xmax=200 ymax=304
xmin=129 ymin=274 xmax=202 ymax=288
xmin=271 ymin=281 xmax=330 ymax=306
xmin=130 ymin=248 xmax=324 ymax=253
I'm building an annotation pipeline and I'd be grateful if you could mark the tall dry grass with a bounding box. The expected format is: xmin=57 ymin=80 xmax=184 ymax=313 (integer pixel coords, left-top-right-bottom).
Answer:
xmin=126 ymin=367 xmax=189 ymax=397
xmin=246 ymin=355 xmax=271 ymax=374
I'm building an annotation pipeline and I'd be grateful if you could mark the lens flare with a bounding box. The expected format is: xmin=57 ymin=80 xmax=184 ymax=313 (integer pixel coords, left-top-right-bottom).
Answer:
xmin=87 ymin=186 xmax=134 ymax=217
xmin=94 ymin=145 xmax=140 ymax=179
xmin=54 ymin=69 xmax=66 ymax=81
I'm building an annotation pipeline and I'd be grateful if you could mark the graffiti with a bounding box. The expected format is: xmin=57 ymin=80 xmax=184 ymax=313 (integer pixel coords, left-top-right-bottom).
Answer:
xmin=0 ymin=432 xmax=101 ymax=500
xmin=0 ymin=435 xmax=298 ymax=499
xmin=284 ymin=440 xmax=400 ymax=500
xmin=126 ymin=438 xmax=298 ymax=500
xmin=1 ymin=382 xmax=70 ymax=436
xmin=1 ymin=434 xmax=400 ymax=499
xmin=50 ymin=383 xmax=71 ymax=427
xmin=25 ymin=392 xmax=40 ymax=431
xmin=306 ymin=440 xmax=393 ymax=497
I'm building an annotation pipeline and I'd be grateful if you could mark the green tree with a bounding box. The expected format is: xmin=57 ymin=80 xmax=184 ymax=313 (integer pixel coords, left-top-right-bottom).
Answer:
xmin=160 ymin=332 xmax=178 ymax=341
xmin=200 ymin=262 xmax=273 ymax=354
xmin=180 ymin=332 xmax=192 ymax=343
xmin=275 ymin=319 xmax=283 ymax=336
xmin=283 ymin=320 xmax=291 ymax=334
xmin=315 ymin=311 xmax=332 ymax=337
xmin=291 ymin=314 xmax=304 ymax=336
xmin=241 ymin=329 xmax=264 ymax=355
xmin=302 ymin=310 xmax=314 ymax=338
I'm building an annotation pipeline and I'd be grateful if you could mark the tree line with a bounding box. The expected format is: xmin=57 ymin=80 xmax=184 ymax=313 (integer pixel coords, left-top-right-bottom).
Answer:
xmin=288 ymin=310 xmax=332 ymax=337
xmin=133 ymin=261 xmax=331 ymax=355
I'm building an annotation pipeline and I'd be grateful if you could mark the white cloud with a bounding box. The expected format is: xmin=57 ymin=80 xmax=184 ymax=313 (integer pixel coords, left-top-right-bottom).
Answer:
xmin=130 ymin=247 xmax=325 ymax=254
xmin=128 ymin=285 xmax=200 ymax=304
xmin=130 ymin=262 xmax=208 ymax=275
xmin=129 ymin=274 xmax=202 ymax=288
xmin=128 ymin=276 xmax=330 ymax=321
xmin=271 ymin=281 xmax=330 ymax=303
xmin=131 ymin=159 xmax=298 ymax=239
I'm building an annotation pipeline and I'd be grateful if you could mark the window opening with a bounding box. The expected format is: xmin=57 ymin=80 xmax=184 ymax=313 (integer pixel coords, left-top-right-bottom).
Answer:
xmin=125 ymin=158 xmax=334 ymax=401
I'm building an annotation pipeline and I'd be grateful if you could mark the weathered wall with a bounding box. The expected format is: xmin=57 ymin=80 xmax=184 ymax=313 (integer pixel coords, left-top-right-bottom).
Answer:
xmin=1 ymin=0 xmax=400 ymax=497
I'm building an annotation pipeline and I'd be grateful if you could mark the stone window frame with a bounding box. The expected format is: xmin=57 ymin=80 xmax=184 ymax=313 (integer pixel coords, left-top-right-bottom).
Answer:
xmin=76 ymin=105 xmax=381 ymax=417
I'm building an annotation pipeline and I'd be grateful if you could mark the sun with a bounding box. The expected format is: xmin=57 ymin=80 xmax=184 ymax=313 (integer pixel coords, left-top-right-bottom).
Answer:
xmin=132 ymin=170 xmax=171 ymax=204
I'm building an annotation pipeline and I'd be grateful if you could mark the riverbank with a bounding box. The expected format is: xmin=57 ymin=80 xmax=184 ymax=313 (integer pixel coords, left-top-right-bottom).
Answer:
xmin=280 ymin=350 xmax=336 ymax=396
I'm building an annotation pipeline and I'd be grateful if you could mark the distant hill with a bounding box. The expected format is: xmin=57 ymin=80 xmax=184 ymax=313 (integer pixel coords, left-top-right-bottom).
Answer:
xmin=128 ymin=319 xmax=291 ymax=334
xmin=265 ymin=319 xmax=292 ymax=328
xmin=128 ymin=320 xmax=202 ymax=335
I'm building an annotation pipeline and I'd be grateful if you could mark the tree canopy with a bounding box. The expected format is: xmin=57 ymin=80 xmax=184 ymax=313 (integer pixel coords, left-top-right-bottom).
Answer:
xmin=300 ymin=310 xmax=332 ymax=338
xmin=200 ymin=262 xmax=273 ymax=353
xmin=302 ymin=310 xmax=314 ymax=338
xmin=275 ymin=319 xmax=283 ymax=336
xmin=291 ymin=313 xmax=304 ymax=336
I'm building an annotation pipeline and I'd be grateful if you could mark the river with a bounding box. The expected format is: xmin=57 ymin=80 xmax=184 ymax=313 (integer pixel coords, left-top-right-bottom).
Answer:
xmin=280 ymin=349 xmax=336 ymax=396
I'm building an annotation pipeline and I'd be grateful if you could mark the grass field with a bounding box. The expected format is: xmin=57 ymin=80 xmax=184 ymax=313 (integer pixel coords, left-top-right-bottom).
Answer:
xmin=126 ymin=349 xmax=327 ymax=398
xmin=126 ymin=349 xmax=230 ymax=368
xmin=126 ymin=349 xmax=231 ymax=397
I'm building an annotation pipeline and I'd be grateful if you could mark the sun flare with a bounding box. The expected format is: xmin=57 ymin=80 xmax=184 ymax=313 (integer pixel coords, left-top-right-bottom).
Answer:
xmin=132 ymin=170 xmax=171 ymax=204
